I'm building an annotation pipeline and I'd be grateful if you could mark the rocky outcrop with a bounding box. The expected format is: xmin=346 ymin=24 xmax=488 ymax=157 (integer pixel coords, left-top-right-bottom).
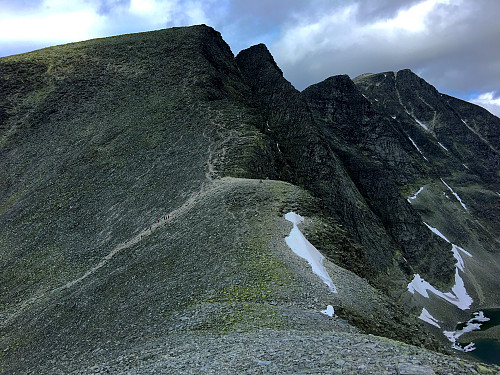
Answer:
xmin=237 ymin=45 xmax=400 ymax=280
xmin=354 ymin=69 xmax=499 ymax=184
xmin=302 ymin=75 xmax=455 ymax=285
xmin=354 ymin=69 xmax=500 ymax=247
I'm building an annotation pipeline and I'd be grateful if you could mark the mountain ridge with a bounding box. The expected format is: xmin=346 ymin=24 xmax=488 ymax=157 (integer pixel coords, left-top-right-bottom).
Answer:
xmin=1 ymin=24 xmax=499 ymax=373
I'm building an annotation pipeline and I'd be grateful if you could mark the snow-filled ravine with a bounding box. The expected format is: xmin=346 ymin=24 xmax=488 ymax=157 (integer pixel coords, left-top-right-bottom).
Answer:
xmin=407 ymin=186 xmax=424 ymax=203
xmin=438 ymin=142 xmax=449 ymax=151
xmin=441 ymin=179 xmax=467 ymax=210
xmin=419 ymin=308 xmax=441 ymax=328
xmin=407 ymin=222 xmax=482 ymax=351
xmin=284 ymin=212 xmax=337 ymax=293
xmin=408 ymin=136 xmax=428 ymax=161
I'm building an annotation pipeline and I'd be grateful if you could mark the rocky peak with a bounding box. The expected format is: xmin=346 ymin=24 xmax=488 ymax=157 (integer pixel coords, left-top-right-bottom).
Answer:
xmin=354 ymin=66 xmax=499 ymax=184
xmin=302 ymin=74 xmax=374 ymax=126
xmin=236 ymin=43 xmax=297 ymax=100
xmin=236 ymin=43 xmax=283 ymax=77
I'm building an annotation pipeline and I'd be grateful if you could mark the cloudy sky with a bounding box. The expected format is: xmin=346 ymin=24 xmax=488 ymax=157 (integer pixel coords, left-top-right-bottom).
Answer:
xmin=1 ymin=0 xmax=499 ymax=116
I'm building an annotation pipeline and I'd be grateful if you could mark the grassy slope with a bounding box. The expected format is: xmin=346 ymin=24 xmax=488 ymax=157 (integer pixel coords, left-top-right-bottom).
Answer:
xmin=1 ymin=177 xmax=439 ymax=373
xmin=0 ymin=26 xmax=269 ymax=319
xmin=0 ymin=27 xmax=285 ymax=371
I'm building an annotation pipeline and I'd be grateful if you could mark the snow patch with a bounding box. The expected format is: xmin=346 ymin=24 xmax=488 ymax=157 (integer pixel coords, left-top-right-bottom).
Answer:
xmin=284 ymin=212 xmax=337 ymax=293
xmin=423 ymin=222 xmax=450 ymax=242
xmin=452 ymin=245 xmax=472 ymax=271
xmin=415 ymin=118 xmax=429 ymax=131
xmin=408 ymin=137 xmax=428 ymax=161
xmin=438 ymin=142 xmax=449 ymax=151
xmin=423 ymin=223 xmax=472 ymax=271
xmin=472 ymin=310 xmax=490 ymax=323
xmin=463 ymin=343 xmax=476 ymax=352
xmin=407 ymin=186 xmax=424 ymax=203
xmin=419 ymin=308 xmax=441 ymax=328
xmin=404 ymin=110 xmax=429 ymax=130
xmin=441 ymin=179 xmax=467 ymax=210
xmin=321 ymin=305 xmax=335 ymax=317
xmin=443 ymin=311 xmax=490 ymax=352
xmin=407 ymin=269 xmax=473 ymax=310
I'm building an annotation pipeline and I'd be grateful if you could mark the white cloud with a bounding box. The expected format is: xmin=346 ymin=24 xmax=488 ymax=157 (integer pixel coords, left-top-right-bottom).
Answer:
xmin=185 ymin=2 xmax=209 ymax=25
xmin=275 ymin=0 xmax=456 ymax=64
xmin=470 ymin=92 xmax=500 ymax=118
xmin=373 ymin=0 xmax=451 ymax=32
xmin=0 ymin=0 xmax=101 ymax=43
xmin=273 ymin=5 xmax=359 ymax=65
xmin=129 ymin=0 xmax=158 ymax=16
xmin=0 ymin=0 xmax=212 ymax=48
xmin=271 ymin=0 xmax=481 ymax=91
xmin=0 ymin=8 xmax=101 ymax=43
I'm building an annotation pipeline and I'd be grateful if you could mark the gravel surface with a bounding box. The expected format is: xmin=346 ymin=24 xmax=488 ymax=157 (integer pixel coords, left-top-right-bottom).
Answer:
xmin=34 ymin=329 xmax=498 ymax=375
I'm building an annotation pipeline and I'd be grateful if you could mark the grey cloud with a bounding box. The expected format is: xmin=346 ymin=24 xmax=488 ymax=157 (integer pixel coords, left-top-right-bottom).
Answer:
xmin=354 ymin=0 xmax=421 ymax=22
xmin=229 ymin=0 xmax=316 ymax=23
xmin=96 ymin=0 xmax=130 ymax=15
xmin=214 ymin=0 xmax=312 ymax=54
xmin=269 ymin=0 xmax=500 ymax=103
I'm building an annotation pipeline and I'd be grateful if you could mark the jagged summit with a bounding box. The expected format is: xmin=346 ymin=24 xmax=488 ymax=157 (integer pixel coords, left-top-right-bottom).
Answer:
xmin=236 ymin=43 xmax=281 ymax=71
xmin=236 ymin=43 xmax=295 ymax=101
xmin=1 ymin=25 xmax=499 ymax=373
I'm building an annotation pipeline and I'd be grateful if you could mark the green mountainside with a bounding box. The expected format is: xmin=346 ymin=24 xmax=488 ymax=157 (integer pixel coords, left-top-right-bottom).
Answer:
xmin=1 ymin=25 xmax=499 ymax=374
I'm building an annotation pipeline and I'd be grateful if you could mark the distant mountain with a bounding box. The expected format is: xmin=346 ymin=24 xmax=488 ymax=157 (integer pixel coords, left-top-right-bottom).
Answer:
xmin=1 ymin=25 xmax=499 ymax=374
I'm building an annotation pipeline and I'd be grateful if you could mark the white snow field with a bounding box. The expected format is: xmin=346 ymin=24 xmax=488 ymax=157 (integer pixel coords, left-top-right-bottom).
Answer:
xmin=284 ymin=212 xmax=337 ymax=293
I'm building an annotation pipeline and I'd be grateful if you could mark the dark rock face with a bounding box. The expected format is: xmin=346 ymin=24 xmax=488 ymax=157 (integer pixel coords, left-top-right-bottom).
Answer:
xmin=301 ymin=75 xmax=454 ymax=285
xmin=237 ymin=47 xmax=456 ymax=285
xmin=354 ymin=69 xmax=500 ymax=243
xmin=354 ymin=69 xmax=499 ymax=184
xmin=1 ymin=25 xmax=499 ymax=374
xmin=237 ymin=45 xmax=396 ymax=279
